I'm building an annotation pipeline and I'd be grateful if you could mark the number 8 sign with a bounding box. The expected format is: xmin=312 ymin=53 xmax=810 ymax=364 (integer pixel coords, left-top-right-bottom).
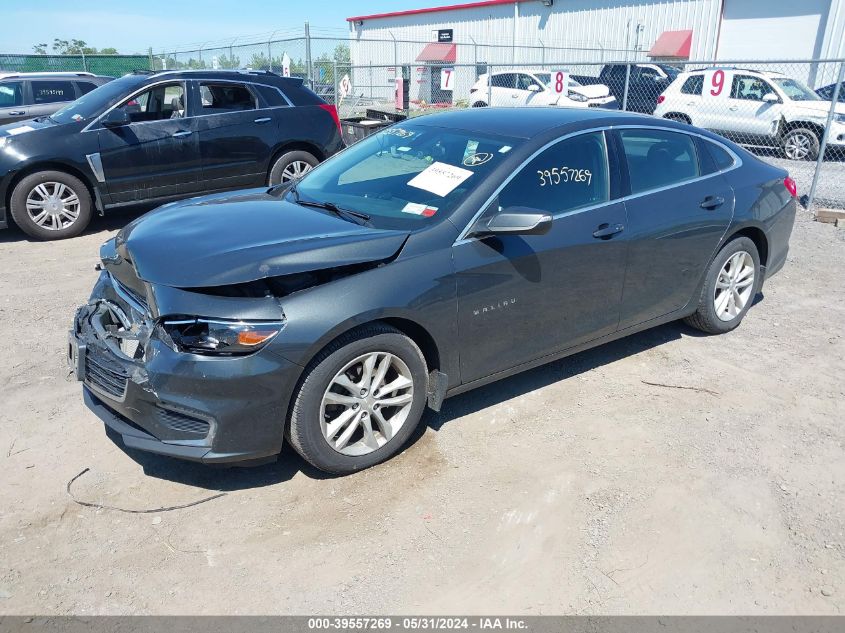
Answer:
xmin=704 ymin=69 xmax=733 ymax=99
xmin=551 ymin=70 xmax=570 ymax=95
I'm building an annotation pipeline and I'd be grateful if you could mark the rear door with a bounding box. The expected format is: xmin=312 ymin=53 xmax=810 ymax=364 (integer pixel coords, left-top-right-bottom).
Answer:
xmin=489 ymin=73 xmax=520 ymax=107
xmin=27 ymin=79 xmax=77 ymax=118
xmin=614 ymin=127 xmax=735 ymax=330
xmin=0 ymin=80 xmax=28 ymax=124
xmin=194 ymin=80 xmax=274 ymax=190
xmin=96 ymin=81 xmax=203 ymax=203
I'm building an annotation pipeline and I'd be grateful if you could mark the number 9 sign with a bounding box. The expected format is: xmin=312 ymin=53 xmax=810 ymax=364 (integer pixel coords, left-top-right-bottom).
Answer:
xmin=704 ymin=69 xmax=732 ymax=99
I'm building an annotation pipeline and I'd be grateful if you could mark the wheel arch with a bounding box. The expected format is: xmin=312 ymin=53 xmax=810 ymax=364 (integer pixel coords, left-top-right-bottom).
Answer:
xmin=663 ymin=112 xmax=692 ymax=125
xmin=5 ymin=161 xmax=96 ymax=214
xmin=267 ymin=141 xmax=325 ymax=174
xmin=780 ymin=119 xmax=824 ymax=141
xmin=723 ymin=224 xmax=769 ymax=267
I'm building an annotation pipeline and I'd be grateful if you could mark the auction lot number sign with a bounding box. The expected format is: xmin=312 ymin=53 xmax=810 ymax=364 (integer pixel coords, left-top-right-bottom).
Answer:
xmin=704 ymin=69 xmax=734 ymax=99
xmin=551 ymin=70 xmax=570 ymax=95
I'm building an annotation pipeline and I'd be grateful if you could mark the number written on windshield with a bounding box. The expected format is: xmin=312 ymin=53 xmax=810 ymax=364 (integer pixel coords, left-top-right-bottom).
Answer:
xmin=538 ymin=167 xmax=593 ymax=187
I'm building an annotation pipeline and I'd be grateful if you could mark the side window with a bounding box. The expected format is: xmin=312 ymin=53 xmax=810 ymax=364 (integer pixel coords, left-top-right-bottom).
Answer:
xmin=255 ymin=84 xmax=290 ymax=107
xmin=198 ymin=83 xmax=257 ymax=113
xmin=76 ymin=82 xmax=98 ymax=96
xmin=31 ymin=80 xmax=75 ymax=104
xmin=639 ymin=67 xmax=661 ymax=81
xmin=118 ymin=83 xmax=185 ymax=123
xmin=619 ymin=129 xmax=700 ymax=194
xmin=498 ymin=132 xmax=609 ymax=215
xmin=730 ymin=75 xmax=769 ymax=101
xmin=0 ymin=82 xmax=23 ymax=107
xmin=490 ymin=73 xmax=516 ymax=89
xmin=705 ymin=141 xmax=736 ymax=171
xmin=517 ymin=74 xmax=538 ymax=91
xmin=681 ymin=75 xmax=704 ymax=95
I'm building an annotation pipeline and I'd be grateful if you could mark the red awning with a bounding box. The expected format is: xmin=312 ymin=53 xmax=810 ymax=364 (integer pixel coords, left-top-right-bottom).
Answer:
xmin=649 ymin=30 xmax=693 ymax=58
xmin=415 ymin=43 xmax=457 ymax=63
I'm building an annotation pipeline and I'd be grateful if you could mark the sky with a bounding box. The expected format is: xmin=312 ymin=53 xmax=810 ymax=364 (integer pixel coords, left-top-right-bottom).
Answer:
xmin=2 ymin=0 xmax=438 ymax=55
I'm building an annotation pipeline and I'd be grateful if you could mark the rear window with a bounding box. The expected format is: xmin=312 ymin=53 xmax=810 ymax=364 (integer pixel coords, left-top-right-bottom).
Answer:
xmin=31 ymin=80 xmax=75 ymax=104
xmin=681 ymin=75 xmax=703 ymax=95
xmin=76 ymin=81 xmax=99 ymax=96
xmin=619 ymin=129 xmax=700 ymax=194
xmin=255 ymin=84 xmax=290 ymax=107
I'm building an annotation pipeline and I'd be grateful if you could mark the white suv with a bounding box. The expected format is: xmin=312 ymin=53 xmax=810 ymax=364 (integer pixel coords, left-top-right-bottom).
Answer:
xmin=469 ymin=70 xmax=617 ymax=109
xmin=655 ymin=68 xmax=845 ymax=160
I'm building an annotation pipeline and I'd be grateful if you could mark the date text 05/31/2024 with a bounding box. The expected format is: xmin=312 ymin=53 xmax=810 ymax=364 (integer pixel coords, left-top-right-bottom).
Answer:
xmin=307 ymin=617 xmax=529 ymax=630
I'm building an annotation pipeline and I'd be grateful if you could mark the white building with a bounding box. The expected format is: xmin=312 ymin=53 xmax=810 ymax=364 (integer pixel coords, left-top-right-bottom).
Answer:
xmin=343 ymin=0 xmax=845 ymax=106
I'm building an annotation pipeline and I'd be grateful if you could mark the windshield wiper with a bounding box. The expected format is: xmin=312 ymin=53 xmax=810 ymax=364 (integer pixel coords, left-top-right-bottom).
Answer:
xmin=296 ymin=198 xmax=372 ymax=225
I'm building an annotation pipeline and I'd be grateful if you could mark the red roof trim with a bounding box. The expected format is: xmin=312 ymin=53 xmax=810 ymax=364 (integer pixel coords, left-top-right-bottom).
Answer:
xmin=348 ymin=0 xmax=530 ymax=23
xmin=415 ymin=42 xmax=457 ymax=62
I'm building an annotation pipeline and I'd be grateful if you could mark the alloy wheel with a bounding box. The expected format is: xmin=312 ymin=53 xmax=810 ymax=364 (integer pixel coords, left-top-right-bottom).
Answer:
xmin=281 ymin=160 xmax=313 ymax=183
xmin=320 ymin=352 xmax=415 ymax=456
xmin=784 ymin=133 xmax=812 ymax=160
xmin=25 ymin=182 xmax=80 ymax=231
xmin=714 ymin=250 xmax=755 ymax=322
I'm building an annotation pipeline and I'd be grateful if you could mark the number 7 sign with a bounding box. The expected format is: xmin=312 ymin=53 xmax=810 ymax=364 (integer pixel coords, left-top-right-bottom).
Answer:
xmin=704 ymin=69 xmax=733 ymax=99
xmin=440 ymin=68 xmax=454 ymax=91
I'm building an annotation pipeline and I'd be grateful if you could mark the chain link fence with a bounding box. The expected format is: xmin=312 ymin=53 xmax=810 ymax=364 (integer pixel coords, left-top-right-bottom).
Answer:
xmin=0 ymin=53 xmax=151 ymax=77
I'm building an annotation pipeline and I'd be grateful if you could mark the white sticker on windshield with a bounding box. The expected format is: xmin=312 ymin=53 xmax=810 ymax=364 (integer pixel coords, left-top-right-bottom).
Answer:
xmin=402 ymin=202 xmax=438 ymax=217
xmin=407 ymin=161 xmax=474 ymax=197
xmin=499 ymin=145 xmax=512 ymax=153
xmin=7 ymin=126 xmax=34 ymax=136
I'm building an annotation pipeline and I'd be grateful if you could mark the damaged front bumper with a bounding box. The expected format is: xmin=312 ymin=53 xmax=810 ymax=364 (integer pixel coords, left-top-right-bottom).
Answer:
xmin=69 ymin=272 xmax=302 ymax=464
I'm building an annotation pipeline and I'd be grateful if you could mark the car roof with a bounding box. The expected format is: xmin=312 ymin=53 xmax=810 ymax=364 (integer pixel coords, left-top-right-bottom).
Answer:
xmin=408 ymin=107 xmax=665 ymax=139
xmin=135 ymin=69 xmax=304 ymax=86
xmin=680 ymin=67 xmax=788 ymax=79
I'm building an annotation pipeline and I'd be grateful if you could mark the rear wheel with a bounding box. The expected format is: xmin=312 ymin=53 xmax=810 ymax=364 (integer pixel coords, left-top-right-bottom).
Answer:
xmin=664 ymin=113 xmax=691 ymax=125
xmin=10 ymin=170 xmax=93 ymax=240
xmin=782 ymin=127 xmax=819 ymax=161
xmin=287 ymin=324 xmax=429 ymax=474
xmin=472 ymin=101 xmax=487 ymax=108
xmin=684 ymin=236 xmax=761 ymax=334
xmin=267 ymin=150 xmax=318 ymax=186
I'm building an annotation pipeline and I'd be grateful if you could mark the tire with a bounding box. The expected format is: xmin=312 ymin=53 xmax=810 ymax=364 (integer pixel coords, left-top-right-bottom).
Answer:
xmin=287 ymin=324 xmax=429 ymax=474
xmin=472 ymin=101 xmax=487 ymax=108
xmin=664 ymin=113 xmax=691 ymax=125
xmin=684 ymin=236 xmax=761 ymax=335
xmin=782 ymin=127 xmax=820 ymax=161
xmin=267 ymin=150 xmax=319 ymax=186
xmin=10 ymin=170 xmax=93 ymax=240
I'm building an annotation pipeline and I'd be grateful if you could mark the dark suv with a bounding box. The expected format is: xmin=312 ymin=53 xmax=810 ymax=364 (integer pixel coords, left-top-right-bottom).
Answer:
xmin=0 ymin=72 xmax=112 ymax=125
xmin=0 ymin=70 xmax=344 ymax=239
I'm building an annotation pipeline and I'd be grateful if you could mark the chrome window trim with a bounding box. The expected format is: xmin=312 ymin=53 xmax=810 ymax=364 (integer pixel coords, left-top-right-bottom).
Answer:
xmin=82 ymin=78 xmax=293 ymax=133
xmin=453 ymin=124 xmax=743 ymax=245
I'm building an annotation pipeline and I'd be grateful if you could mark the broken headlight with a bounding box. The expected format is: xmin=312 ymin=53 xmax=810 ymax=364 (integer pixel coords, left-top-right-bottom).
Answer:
xmin=158 ymin=318 xmax=284 ymax=356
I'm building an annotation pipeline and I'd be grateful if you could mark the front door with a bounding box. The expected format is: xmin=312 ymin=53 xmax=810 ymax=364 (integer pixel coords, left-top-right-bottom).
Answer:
xmin=96 ymin=81 xmax=203 ymax=204
xmin=717 ymin=74 xmax=782 ymax=142
xmin=454 ymin=131 xmax=629 ymax=384
xmin=489 ymin=73 xmax=521 ymax=107
xmin=614 ymin=128 xmax=735 ymax=330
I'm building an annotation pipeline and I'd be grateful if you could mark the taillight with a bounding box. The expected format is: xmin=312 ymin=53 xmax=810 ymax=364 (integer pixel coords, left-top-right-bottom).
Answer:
xmin=318 ymin=103 xmax=342 ymax=135
xmin=656 ymin=94 xmax=666 ymax=105
xmin=784 ymin=176 xmax=797 ymax=197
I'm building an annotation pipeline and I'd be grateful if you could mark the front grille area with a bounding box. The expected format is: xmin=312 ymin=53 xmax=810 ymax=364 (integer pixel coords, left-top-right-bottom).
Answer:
xmin=85 ymin=349 xmax=129 ymax=399
xmin=157 ymin=408 xmax=211 ymax=436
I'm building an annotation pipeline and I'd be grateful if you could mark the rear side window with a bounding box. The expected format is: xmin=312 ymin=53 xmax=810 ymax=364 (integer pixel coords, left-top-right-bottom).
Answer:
xmin=705 ymin=141 xmax=736 ymax=171
xmin=0 ymin=81 xmax=23 ymax=107
xmin=255 ymin=84 xmax=290 ymax=107
xmin=490 ymin=73 xmax=516 ymax=88
xmin=681 ymin=75 xmax=704 ymax=95
xmin=499 ymin=131 xmax=610 ymax=214
xmin=199 ymin=83 xmax=257 ymax=112
xmin=76 ymin=81 xmax=98 ymax=96
xmin=31 ymin=80 xmax=75 ymax=104
xmin=619 ymin=129 xmax=700 ymax=194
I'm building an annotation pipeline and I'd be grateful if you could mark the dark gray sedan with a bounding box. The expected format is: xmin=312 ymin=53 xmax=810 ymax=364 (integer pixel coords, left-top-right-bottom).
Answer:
xmin=70 ymin=107 xmax=797 ymax=474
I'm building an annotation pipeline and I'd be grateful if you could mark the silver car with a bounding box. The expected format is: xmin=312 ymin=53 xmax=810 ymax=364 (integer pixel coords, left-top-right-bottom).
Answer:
xmin=0 ymin=72 xmax=112 ymax=125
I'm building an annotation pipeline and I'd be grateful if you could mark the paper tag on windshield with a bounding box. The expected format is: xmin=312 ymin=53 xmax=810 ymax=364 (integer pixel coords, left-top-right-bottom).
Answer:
xmin=407 ymin=162 xmax=473 ymax=197
xmin=402 ymin=202 xmax=438 ymax=217
xmin=7 ymin=126 xmax=34 ymax=136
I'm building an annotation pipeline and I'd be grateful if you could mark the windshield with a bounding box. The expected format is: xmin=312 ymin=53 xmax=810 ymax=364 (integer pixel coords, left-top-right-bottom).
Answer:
xmin=771 ymin=77 xmax=820 ymax=101
xmin=292 ymin=123 xmax=522 ymax=230
xmin=51 ymin=75 xmax=144 ymax=124
xmin=658 ymin=65 xmax=682 ymax=79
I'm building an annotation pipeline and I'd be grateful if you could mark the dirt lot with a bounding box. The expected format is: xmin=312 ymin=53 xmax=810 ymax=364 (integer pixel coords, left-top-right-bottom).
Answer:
xmin=0 ymin=205 xmax=843 ymax=615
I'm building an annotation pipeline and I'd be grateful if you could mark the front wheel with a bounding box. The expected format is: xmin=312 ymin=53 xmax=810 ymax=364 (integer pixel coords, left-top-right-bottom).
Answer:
xmin=10 ymin=170 xmax=93 ymax=240
xmin=684 ymin=236 xmax=761 ymax=334
xmin=287 ymin=324 xmax=429 ymax=474
xmin=782 ymin=127 xmax=820 ymax=161
xmin=267 ymin=150 xmax=318 ymax=186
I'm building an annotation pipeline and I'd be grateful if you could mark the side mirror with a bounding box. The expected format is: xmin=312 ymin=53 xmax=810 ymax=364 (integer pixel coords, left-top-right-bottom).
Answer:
xmin=101 ymin=108 xmax=130 ymax=128
xmin=473 ymin=207 xmax=553 ymax=237
xmin=762 ymin=93 xmax=780 ymax=103
xmin=528 ymin=84 xmax=541 ymax=92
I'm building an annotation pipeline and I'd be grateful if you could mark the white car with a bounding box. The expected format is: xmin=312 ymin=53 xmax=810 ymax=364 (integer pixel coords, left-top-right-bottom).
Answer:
xmin=654 ymin=68 xmax=845 ymax=160
xmin=469 ymin=70 xmax=617 ymax=109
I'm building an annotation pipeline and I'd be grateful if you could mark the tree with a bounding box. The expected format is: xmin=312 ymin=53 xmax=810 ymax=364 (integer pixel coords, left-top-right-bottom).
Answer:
xmin=99 ymin=47 xmax=119 ymax=55
xmin=52 ymin=38 xmax=101 ymax=55
xmin=32 ymin=43 xmax=48 ymax=55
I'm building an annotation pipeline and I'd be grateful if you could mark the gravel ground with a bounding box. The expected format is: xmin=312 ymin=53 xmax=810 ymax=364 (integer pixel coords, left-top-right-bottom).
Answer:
xmin=0 ymin=203 xmax=843 ymax=615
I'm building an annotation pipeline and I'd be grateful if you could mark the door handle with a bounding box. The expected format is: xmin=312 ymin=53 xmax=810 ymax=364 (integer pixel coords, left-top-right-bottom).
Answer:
xmin=511 ymin=94 xmax=518 ymax=98
xmin=254 ymin=117 xmax=272 ymax=124
xmin=592 ymin=223 xmax=625 ymax=239
xmin=700 ymin=195 xmax=725 ymax=210
xmin=8 ymin=110 xmax=26 ymax=115
xmin=728 ymin=106 xmax=739 ymax=111
xmin=172 ymin=130 xmax=192 ymax=138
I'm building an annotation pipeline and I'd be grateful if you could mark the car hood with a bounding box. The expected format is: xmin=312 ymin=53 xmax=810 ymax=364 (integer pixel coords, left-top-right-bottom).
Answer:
xmin=112 ymin=189 xmax=410 ymax=289
xmin=790 ymin=100 xmax=845 ymax=116
xmin=0 ymin=116 xmax=61 ymax=139
xmin=570 ymin=83 xmax=610 ymax=99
